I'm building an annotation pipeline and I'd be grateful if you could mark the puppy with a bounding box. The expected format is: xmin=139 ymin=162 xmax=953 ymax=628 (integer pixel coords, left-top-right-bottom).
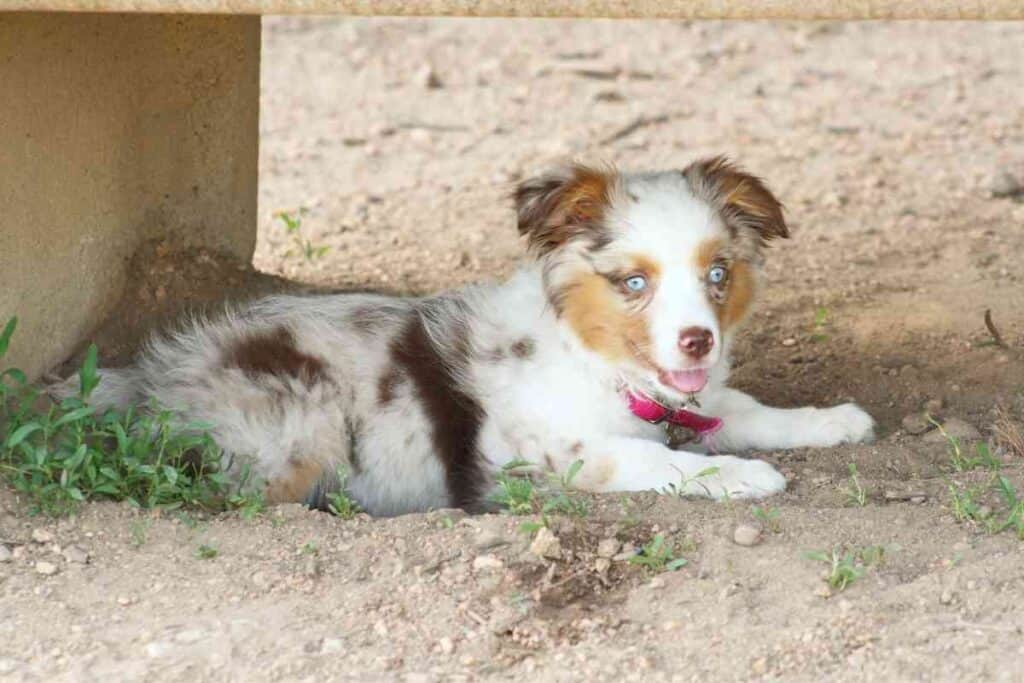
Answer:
xmin=75 ymin=157 xmax=875 ymax=515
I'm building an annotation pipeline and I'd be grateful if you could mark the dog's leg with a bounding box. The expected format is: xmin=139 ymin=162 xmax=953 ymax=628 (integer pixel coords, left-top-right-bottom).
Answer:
xmin=703 ymin=387 xmax=875 ymax=451
xmin=557 ymin=437 xmax=786 ymax=500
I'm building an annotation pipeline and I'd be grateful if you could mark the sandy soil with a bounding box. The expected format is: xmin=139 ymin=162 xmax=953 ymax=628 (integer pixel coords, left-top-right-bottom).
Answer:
xmin=3 ymin=17 xmax=1024 ymax=682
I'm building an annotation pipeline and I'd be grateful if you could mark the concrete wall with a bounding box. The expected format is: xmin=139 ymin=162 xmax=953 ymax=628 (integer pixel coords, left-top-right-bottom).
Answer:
xmin=0 ymin=13 xmax=260 ymax=380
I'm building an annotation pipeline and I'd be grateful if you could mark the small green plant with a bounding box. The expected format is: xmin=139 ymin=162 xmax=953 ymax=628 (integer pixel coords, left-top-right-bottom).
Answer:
xmin=129 ymin=518 xmax=150 ymax=548
xmin=196 ymin=543 xmax=218 ymax=559
xmin=325 ymin=467 xmax=361 ymax=519
xmin=805 ymin=549 xmax=865 ymax=592
xmin=811 ymin=306 xmax=829 ymax=343
xmin=948 ymin=481 xmax=985 ymax=523
xmin=752 ymin=506 xmax=782 ymax=533
xmin=276 ymin=209 xmax=329 ymax=262
xmin=628 ymin=534 xmax=689 ymax=572
xmin=929 ymin=417 xmax=1001 ymax=472
xmin=301 ymin=541 xmax=319 ymax=555
xmin=993 ymin=476 xmax=1024 ymax=540
xmin=493 ymin=459 xmax=589 ymax=533
xmin=662 ymin=466 xmax=722 ymax=499
xmin=846 ymin=463 xmax=868 ymax=507
xmin=0 ymin=317 xmax=255 ymax=517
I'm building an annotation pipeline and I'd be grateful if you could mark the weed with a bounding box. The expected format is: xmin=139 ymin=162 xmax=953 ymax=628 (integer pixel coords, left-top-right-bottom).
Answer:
xmin=947 ymin=481 xmax=986 ymax=523
xmin=845 ymin=463 xmax=868 ymax=507
xmin=993 ymin=410 xmax=1024 ymax=459
xmin=662 ymin=466 xmax=722 ymax=499
xmin=325 ymin=467 xmax=361 ymax=519
xmin=628 ymin=534 xmax=689 ymax=572
xmin=301 ymin=541 xmax=319 ymax=555
xmin=805 ymin=545 xmax=894 ymax=593
xmin=929 ymin=417 xmax=1001 ymax=472
xmin=493 ymin=459 xmax=589 ymax=532
xmin=275 ymin=209 xmax=329 ymax=262
xmin=0 ymin=317 xmax=258 ymax=517
xmin=196 ymin=544 xmax=218 ymax=559
xmin=811 ymin=306 xmax=829 ymax=343
xmin=993 ymin=476 xmax=1024 ymax=540
xmin=752 ymin=506 xmax=782 ymax=533
xmin=129 ymin=519 xmax=149 ymax=548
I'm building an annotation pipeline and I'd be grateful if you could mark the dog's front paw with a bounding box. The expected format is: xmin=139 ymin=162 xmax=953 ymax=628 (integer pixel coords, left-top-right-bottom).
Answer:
xmin=704 ymin=455 xmax=787 ymax=500
xmin=808 ymin=403 xmax=876 ymax=447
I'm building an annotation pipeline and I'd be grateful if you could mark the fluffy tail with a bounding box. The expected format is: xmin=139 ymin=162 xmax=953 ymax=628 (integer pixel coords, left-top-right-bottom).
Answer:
xmin=48 ymin=368 xmax=145 ymax=411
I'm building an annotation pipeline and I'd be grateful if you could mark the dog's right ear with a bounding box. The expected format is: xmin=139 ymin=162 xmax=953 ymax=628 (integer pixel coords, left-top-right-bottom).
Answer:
xmin=513 ymin=164 xmax=617 ymax=256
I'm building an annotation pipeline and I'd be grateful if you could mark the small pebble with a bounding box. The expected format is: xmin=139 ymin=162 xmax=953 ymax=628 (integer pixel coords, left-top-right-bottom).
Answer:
xmin=781 ymin=338 xmax=797 ymax=347
xmin=990 ymin=171 xmax=1023 ymax=198
xmin=901 ymin=413 xmax=932 ymax=436
xmin=0 ymin=545 xmax=11 ymax=563
xmin=413 ymin=64 xmax=443 ymax=89
xmin=940 ymin=589 xmax=955 ymax=605
xmin=31 ymin=529 xmax=54 ymax=544
xmin=438 ymin=636 xmax=455 ymax=655
xmin=35 ymin=561 xmax=58 ymax=576
xmin=529 ymin=527 xmax=562 ymax=560
xmin=62 ymin=546 xmax=89 ymax=564
xmin=733 ymin=524 xmax=762 ymax=547
xmin=320 ymin=638 xmax=344 ymax=654
xmin=472 ymin=554 xmax=505 ymax=571
xmin=597 ymin=538 xmax=620 ymax=558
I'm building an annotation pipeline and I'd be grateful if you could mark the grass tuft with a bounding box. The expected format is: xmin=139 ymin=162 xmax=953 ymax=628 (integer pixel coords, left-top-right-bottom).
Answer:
xmin=628 ymin=533 xmax=689 ymax=572
xmin=0 ymin=317 xmax=262 ymax=517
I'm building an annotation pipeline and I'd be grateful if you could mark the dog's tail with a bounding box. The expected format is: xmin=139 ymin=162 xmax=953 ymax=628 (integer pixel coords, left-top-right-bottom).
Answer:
xmin=48 ymin=367 xmax=145 ymax=411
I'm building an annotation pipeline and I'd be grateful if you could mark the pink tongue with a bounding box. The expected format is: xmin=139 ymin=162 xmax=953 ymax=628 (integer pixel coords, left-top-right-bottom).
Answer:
xmin=660 ymin=369 xmax=709 ymax=393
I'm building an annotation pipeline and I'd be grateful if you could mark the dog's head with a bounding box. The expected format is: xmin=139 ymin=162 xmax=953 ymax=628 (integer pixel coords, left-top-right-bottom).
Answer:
xmin=515 ymin=156 xmax=788 ymax=399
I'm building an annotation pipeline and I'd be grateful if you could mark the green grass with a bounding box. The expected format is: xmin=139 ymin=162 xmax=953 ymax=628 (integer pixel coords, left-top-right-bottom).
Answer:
xmin=492 ymin=459 xmax=589 ymax=533
xmin=810 ymin=306 xmax=830 ymax=343
xmin=752 ymin=505 xmax=782 ymax=533
xmin=804 ymin=545 xmax=888 ymax=592
xmin=196 ymin=543 xmax=218 ymax=559
xmin=845 ymin=463 xmax=868 ymax=507
xmin=276 ymin=209 xmax=329 ymax=262
xmin=928 ymin=416 xmax=1002 ymax=472
xmin=628 ymin=534 xmax=689 ymax=572
xmin=0 ymin=317 xmax=263 ymax=517
xmin=325 ymin=466 xmax=362 ymax=519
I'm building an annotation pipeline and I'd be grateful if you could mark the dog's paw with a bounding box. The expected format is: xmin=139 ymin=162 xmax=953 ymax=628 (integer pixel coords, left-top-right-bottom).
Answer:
xmin=807 ymin=403 xmax=876 ymax=447
xmin=703 ymin=456 xmax=787 ymax=500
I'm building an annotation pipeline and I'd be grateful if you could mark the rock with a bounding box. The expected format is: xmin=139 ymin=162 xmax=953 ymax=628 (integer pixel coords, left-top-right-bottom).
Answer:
xmin=733 ymin=524 xmax=762 ymax=547
xmin=413 ymin=64 xmax=443 ymax=89
xmin=0 ymin=545 xmax=11 ymax=563
xmin=31 ymin=529 xmax=54 ymax=544
xmin=472 ymin=554 xmax=505 ymax=572
xmin=940 ymin=589 xmax=955 ymax=605
xmin=781 ymin=338 xmax=797 ymax=347
xmin=320 ymin=638 xmax=344 ymax=654
xmin=901 ymin=413 xmax=933 ymax=435
xmin=0 ymin=659 xmax=18 ymax=675
xmin=924 ymin=398 xmax=944 ymax=416
xmin=923 ymin=418 xmax=981 ymax=443
xmin=145 ymin=641 xmax=173 ymax=658
xmin=529 ymin=527 xmax=562 ymax=560
xmin=596 ymin=538 xmax=620 ymax=558
xmin=35 ymin=561 xmax=58 ymax=576
xmin=473 ymin=531 xmax=510 ymax=551
xmin=594 ymin=558 xmax=611 ymax=574
xmin=990 ymin=171 xmax=1023 ymax=198
xmin=62 ymin=545 xmax=89 ymax=564
xmin=438 ymin=636 xmax=455 ymax=655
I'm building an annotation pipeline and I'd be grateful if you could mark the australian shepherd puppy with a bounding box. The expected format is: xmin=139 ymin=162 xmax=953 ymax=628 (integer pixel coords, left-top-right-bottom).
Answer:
xmin=76 ymin=157 xmax=875 ymax=515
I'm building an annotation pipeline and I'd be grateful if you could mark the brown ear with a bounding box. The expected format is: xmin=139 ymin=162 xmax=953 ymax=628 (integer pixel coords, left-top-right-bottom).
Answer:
xmin=513 ymin=164 xmax=617 ymax=255
xmin=682 ymin=156 xmax=788 ymax=244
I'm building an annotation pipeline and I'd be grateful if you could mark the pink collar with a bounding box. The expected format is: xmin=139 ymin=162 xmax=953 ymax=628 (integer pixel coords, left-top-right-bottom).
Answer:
xmin=625 ymin=391 xmax=723 ymax=437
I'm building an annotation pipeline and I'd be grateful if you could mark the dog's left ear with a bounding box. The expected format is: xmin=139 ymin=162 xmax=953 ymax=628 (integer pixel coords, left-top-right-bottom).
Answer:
xmin=683 ymin=156 xmax=789 ymax=245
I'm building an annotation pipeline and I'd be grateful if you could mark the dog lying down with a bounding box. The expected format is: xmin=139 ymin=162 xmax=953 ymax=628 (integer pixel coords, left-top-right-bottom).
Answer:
xmin=63 ymin=157 xmax=875 ymax=515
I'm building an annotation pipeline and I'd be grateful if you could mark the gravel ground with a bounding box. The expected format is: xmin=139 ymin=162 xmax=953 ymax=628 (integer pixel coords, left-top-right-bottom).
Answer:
xmin=3 ymin=17 xmax=1024 ymax=682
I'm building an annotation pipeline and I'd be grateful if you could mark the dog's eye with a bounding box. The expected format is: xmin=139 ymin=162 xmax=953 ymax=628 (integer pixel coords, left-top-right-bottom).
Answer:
xmin=624 ymin=275 xmax=648 ymax=293
xmin=708 ymin=265 xmax=728 ymax=285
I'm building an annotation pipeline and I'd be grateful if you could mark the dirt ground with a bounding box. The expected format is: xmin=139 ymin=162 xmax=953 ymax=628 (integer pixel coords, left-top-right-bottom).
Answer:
xmin=4 ymin=17 xmax=1024 ymax=682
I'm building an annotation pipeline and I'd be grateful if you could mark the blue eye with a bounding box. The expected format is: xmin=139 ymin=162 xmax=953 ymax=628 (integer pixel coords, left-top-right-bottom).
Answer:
xmin=624 ymin=275 xmax=647 ymax=292
xmin=708 ymin=265 xmax=728 ymax=285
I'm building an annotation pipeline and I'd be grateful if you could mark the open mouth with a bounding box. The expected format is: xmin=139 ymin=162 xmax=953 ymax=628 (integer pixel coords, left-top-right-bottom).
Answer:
xmin=658 ymin=368 xmax=710 ymax=394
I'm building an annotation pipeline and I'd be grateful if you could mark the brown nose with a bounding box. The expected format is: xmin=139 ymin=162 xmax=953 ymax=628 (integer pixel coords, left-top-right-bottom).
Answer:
xmin=678 ymin=327 xmax=714 ymax=358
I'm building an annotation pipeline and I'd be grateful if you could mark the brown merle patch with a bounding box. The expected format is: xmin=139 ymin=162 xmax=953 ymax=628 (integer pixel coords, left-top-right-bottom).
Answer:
xmin=510 ymin=337 xmax=537 ymax=360
xmin=390 ymin=308 xmax=486 ymax=510
xmin=377 ymin=366 xmax=404 ymax=406
xmin=225 ymin=326 xmax=326 ymax=386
